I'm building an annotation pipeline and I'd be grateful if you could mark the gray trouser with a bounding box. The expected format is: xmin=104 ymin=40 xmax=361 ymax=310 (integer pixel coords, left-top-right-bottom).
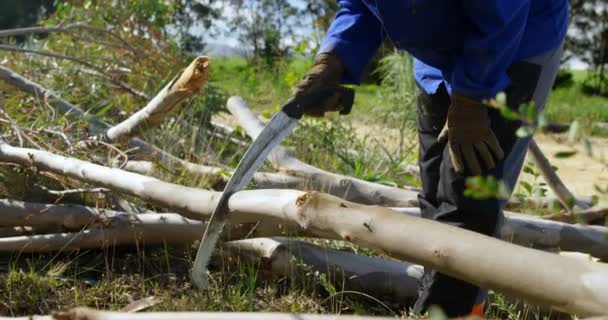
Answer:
xmin=413 ymin=42 xmax=564 ymax=317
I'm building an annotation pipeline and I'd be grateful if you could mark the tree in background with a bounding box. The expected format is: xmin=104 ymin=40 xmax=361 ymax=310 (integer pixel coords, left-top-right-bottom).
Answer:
xmin=172 ymin=0 xmax=220 ymax=53
xmin=227 ymin=0 xmax=301 ymax=67
xmin=304 ymin=0 xmax=338 ymax=52
xmin=567 ymin=0 xmax=608 ymax=95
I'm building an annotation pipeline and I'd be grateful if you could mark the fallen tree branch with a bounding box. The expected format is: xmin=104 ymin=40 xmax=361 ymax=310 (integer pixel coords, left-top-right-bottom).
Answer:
xmin=0 ymin=44 xmax=148 ymax=99
xmin=0 ymin=64 xmax=224 ymax=179
xmin=544 ymin=206 xmax=608 ymax=225
xmin=0 ymin=213 xmax=205 ymax=252
xmin=226 ymin=96 xmax=419 ymax=207
xmin=392 ymin=207 xmax=608 ymax=261
xmin=528 ymin=139 xmax=591 ymax=211
xmin=2 ymin=143 xmax=608 ymax=259
xmin=14 ymin=308 xmax=398 ymax=320
xmin=5 ymin=197 xmax=607 ymax=262
xmin=80 ymin=56 xmax=209 ymax=144
xmin=224 ymin=237 xmax=421 ymax=305
xmin=1 ymin=144 xmax=607 ymax=315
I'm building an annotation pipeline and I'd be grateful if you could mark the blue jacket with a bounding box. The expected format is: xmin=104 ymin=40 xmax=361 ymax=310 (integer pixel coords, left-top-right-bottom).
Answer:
xmin=318 ymin=0 xmax=568 ymax=100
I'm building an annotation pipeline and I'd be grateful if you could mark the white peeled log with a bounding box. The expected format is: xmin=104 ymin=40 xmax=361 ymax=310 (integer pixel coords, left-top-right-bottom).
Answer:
xmin=12 ymin=308 xmax=398 ymax=320
xmin=0 ymin=214 xmax=204 ymax=252
xmin=392 ymin=207 xmax=608 ymax=262
xmin=223 ymin=237 xmax=422 ymax=304
xmin=1 ymin=144 xmax=608 ymax=315
xmin=226 ymin=96 xmax=419 ymax=207
xmin=102 ymin=57 xmax=210 ymax=143
xmin=2 ymin=142 xmax=608 ymax=259
xmin=122 ymin=160 xmax=608 ymax=261
xmin=120 ymin=160 xmax=381 ymax=197
xmin=0 ymin=199 xmax=118 ymax=229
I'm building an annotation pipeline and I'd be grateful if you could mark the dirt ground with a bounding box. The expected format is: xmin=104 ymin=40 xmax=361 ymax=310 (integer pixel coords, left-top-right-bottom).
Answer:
xmin=530 ymin=134 xmax=608 ymax=205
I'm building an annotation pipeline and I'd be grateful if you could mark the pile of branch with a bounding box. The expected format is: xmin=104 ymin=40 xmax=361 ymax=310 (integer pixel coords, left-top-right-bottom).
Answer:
xmin=0 ymin=53 xmax=607 ymax=318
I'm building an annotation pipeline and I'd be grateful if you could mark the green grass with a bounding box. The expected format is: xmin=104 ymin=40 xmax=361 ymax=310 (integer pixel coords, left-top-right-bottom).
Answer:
xmin=212 ymin=58 xmax=608 ymax=133
xmin=544 ymin=70 xmax=608 ymax=133
xmin=0 ymin=247 xmax=405 ymax=317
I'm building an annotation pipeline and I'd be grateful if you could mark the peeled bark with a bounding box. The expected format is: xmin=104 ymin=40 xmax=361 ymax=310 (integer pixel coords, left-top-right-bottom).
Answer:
xmin=1 ymin=144 xmax=608 ymax=315
xmin=226 ymin=96 xmax=419 ymax=207
xmin=224 ymin=237 xmax=422 ymax=305
xmin=16 ymin=308 xmax=397 ymax=320
xmin=528 ymin=139 xmax=590 ymax=211
xmin=100 ymin=56 xmax=209 ymax=143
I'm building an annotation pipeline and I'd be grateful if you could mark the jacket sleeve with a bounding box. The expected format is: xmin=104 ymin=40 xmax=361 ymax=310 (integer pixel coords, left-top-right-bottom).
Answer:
xmin=318 ymin=0 xmax=384 ymax=84
xmin=450 ymin=1 xmax=531 ymax=100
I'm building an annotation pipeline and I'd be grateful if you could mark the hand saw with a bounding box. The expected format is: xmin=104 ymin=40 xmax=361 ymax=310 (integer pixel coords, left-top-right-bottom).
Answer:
xmin=191 ymin=85 xmax=355 ymax=289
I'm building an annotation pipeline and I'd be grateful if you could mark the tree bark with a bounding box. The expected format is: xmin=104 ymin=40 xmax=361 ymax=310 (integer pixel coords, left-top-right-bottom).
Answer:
xmin=226 ymin=96 xmax=419 ymax=207
xmin=528 ymin=139 xmax=590 ymax=211
xmin=1 ymin=144 xmax=608 ymax=315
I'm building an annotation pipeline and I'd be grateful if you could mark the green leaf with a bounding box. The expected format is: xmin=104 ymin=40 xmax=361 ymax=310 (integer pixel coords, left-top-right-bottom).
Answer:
xmin=516 ymin=126 xmax=534 ymax=138
xmin=522 ymin=164 xmax=537 ymax=176
xmin=520 ymin=181 xmax=533 ymax=194
xmin=554 ymin=150 xmax=578 ymax=158
xmin=499 ymin=107 xmax=520 ymax=121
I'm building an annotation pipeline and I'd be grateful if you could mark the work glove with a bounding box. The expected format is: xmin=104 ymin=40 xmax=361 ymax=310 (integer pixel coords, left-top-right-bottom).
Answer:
xmin=438 ymin=93 xmax=505 ymax=176
xmin=294 ymin=53 xmax=346 ymax=117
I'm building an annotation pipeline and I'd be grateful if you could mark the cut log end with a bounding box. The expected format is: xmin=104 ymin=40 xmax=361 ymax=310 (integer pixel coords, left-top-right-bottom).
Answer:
xmin=171 ymin=56 xmax=210 ymax=94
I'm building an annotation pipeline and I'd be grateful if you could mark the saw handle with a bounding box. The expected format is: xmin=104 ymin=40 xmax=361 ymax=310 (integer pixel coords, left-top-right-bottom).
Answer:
xmin=283 ymin=85 xmax=355 ymax=119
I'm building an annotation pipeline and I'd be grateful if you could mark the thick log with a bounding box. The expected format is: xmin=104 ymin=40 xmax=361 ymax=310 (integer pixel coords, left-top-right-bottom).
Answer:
xmin=9 ymin=308 xmax=397 ymax=320
xmin=0 ymin=199 xmax=117 ymax=229
xmin=100 ymin=56 xmax=209 ymax=143
xmin=120 ymin=161 xmax=608 ymax=260
xmin=1 ymin=144 xmax=607 ymax=315
xmin=0 ymin=214 xmax=203 ymax=252
xmin=226 ymin=96 xmax=419 ymax=207
xmin=528 ymin=139 xmax=590 ymax=211
xmin=224 ymin=237 xmax=421 ymax=305
xmin=3 ymin=143 xmax=608 ymax=259
xmin=392 ymin=207 xmax=608 ymax=261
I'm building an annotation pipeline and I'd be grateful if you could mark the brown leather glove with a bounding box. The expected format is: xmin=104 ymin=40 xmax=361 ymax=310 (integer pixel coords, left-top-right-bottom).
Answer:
xmin=438 ymin=93 xmax=505 ymax=175
xmin=294 ymin=53 xmax=345 ymax=117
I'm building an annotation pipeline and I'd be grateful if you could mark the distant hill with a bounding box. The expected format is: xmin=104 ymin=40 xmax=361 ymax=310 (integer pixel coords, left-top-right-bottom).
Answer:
xmin=204 ymin=42 xmax=248 ymax=57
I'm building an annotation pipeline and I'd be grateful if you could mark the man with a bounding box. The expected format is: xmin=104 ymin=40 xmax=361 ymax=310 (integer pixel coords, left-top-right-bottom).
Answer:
xmin=294 ymin=1 xmax=568 ymax=318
